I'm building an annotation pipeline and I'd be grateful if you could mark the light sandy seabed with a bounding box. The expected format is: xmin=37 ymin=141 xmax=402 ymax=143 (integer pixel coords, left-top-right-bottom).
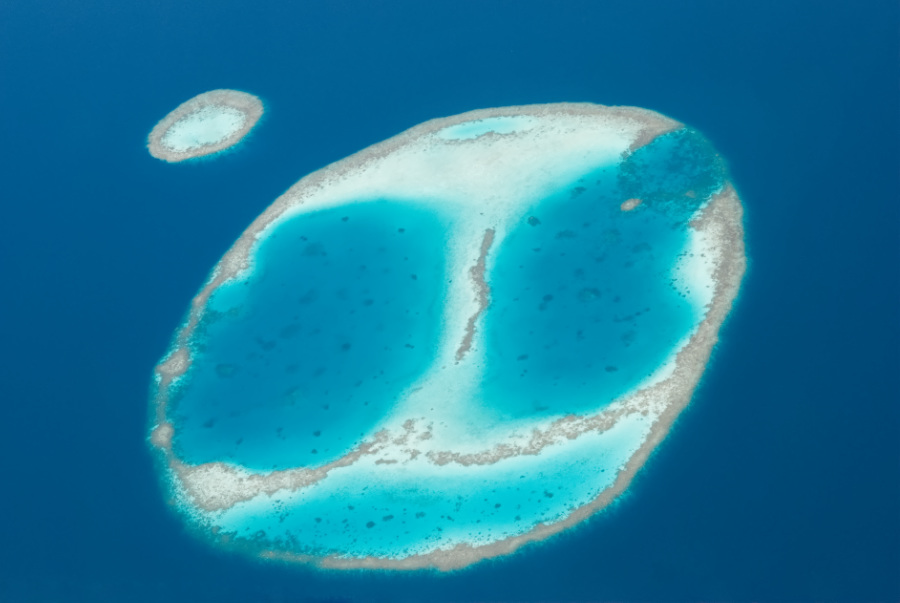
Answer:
xmin=148 ymin=103 xmax=745 ymax=570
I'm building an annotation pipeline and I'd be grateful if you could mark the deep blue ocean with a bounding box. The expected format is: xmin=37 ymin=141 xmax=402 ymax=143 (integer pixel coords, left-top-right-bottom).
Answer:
xmin=1 ymin=1 xmax=897 ymax=601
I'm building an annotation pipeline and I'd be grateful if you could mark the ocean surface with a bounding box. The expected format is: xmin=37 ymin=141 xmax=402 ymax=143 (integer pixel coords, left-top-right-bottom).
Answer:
xmin=1 ymin=1 xmax=897 ymax=601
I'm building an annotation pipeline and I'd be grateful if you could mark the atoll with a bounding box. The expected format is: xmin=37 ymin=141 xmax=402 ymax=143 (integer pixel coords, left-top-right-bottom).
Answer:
xmin=148 ymin=103 xmax=745 ymax=570
xmin=147 ymin=89 xmax=263 ymax=162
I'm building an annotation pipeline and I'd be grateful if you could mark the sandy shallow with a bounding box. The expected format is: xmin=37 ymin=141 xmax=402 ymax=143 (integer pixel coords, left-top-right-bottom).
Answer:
xmin=147 ymin=89 xmax=263 ymax=162
xmin=148 ymin=103 xmax=745 ymax=570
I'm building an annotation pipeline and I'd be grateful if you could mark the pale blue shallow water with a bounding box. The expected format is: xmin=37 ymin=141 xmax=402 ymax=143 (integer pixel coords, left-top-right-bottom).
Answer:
xmin=437 ymin=115 xmax=536 ymax=140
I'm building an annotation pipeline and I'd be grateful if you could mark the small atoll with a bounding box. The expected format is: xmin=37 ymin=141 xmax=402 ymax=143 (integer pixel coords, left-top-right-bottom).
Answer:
xmin=147 ymin=89 xmax=263 ymax=162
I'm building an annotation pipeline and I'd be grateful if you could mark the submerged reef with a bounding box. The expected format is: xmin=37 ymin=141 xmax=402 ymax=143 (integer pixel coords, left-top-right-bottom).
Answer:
xmin=148 ymin=103 xmax=745 ymax=570
xmin=147 ymin=89 xmax=263 ymax=162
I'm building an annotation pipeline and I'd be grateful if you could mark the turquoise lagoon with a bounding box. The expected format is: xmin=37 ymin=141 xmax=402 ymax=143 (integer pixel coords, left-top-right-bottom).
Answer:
xmin=482 ymin=129 xmax=724 ymax=419
xmin=170 ymin=201 xmax=451 ymax=471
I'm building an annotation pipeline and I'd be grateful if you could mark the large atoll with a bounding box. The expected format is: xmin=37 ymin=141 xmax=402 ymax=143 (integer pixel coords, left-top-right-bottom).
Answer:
xmin=148 ymin=103 xmax=745 ymax=570
xmin=147 ymin=89 xmax=263 ymax=162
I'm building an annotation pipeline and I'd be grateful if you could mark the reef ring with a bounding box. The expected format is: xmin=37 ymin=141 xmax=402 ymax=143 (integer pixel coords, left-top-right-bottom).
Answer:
xmin=147 ymin=89 xmax=263 ymax=162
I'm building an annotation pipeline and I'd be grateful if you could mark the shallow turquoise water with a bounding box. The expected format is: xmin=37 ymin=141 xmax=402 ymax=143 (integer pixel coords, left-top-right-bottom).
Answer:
xmin=212 ymin=413 xmax=648 ymax=558
xmin=482 ymin=130 xmax=724 ymax=419
xmin=437 ymin=116 xmax=536 ymax=140
xmin=170 ymin=201 xmax=449 ymax=470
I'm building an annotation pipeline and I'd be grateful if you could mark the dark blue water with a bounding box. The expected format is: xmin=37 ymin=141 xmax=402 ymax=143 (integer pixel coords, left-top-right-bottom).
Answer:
xmin=170 ymin=201 xmax=448 ymax=470
xmin=1 ymin=1 xmax=897 ymax=601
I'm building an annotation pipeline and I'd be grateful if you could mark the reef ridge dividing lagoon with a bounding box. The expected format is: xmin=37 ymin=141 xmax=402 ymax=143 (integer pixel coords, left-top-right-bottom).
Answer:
xmin=148 ymin=103 xmax=746 ymax=570
xmin=147 ymin=89 xmax=263 ymax=162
